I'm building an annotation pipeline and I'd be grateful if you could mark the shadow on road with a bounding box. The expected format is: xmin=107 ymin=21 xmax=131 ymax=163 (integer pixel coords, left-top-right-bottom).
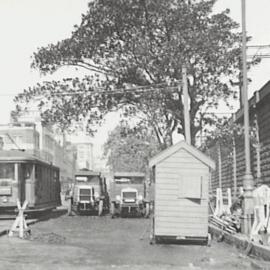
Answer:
xmin=29 ymin=207 xmax=68 ymax=222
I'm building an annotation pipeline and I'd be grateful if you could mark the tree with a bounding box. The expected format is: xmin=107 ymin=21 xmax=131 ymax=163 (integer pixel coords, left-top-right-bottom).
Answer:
xmin=15 ymin=0 xmax=259 ymax=146
xmin=103 ymin=122 xmax=160 ymax=172
xmin=201 ymin=116 xmax=262 ymax=196
xmin=200 ymin=117 xmax=243 ymax=195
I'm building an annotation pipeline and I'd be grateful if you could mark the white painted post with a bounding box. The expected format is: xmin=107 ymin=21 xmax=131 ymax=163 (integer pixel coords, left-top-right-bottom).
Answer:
xmin=227 ymin=188 xmax=232 ymax=214
xmin=9 ymin=200 xmax=29 ymax=239
xmin=182 ymin=65 xmax=191 ymax=145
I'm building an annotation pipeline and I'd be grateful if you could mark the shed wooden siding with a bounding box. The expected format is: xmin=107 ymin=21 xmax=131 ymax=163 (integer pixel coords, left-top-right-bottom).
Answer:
xmin=154 ymin=148 xmax=209 ymax=237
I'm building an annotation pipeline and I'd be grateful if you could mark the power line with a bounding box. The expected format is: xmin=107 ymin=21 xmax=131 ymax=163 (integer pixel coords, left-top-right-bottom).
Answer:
xmin=203 ymin=112 xmax=234 ymax=115
xmin=247 ymin=44 xmax=270 ymax=59
xmin=25 ymin=81 xmax=182 ymax=99
xmin=247 ymin=44 xmax=270 ymax=49
xmin=1 ymin=81 xmax=183 ymax=98
xmin=9 ymin=81 xmax=182 ymax=99
xmin=53 ymin=85 xmax=180 ymax=97
xmin=0 ymin=93 xmax=20 ymax=97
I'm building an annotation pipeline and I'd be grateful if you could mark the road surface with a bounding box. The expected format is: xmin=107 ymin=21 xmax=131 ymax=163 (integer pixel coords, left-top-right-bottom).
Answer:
xmin=0 ymin=212 xmax=261 ymax=269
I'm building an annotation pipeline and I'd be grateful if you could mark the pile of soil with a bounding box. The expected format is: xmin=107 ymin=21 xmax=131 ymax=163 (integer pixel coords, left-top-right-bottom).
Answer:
xmin=26 ymin=232 xmax=66 ymax=244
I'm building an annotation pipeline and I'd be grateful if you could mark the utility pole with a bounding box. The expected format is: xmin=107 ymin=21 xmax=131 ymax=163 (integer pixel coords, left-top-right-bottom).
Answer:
xmin=182 ymin=65 xmax=191 ymax=145
xmin=241 ymin=0 xmax=254 ymax=235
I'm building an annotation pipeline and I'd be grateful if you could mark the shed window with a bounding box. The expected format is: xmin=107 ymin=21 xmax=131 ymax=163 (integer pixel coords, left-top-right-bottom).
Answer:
xmin=179 ymin=175 xmax=202 ymax=199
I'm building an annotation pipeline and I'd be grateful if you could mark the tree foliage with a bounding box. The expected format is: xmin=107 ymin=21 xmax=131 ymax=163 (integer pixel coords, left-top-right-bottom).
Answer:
xmin=200 ymin=117 xmax=242 ymax=150
xmin=200 ymin=115 xmax=260 ymax=152
xmin=103 ymin=122 xmax=160 ymax=172
xmin=15 ymin=0 xmax=259 ymax=146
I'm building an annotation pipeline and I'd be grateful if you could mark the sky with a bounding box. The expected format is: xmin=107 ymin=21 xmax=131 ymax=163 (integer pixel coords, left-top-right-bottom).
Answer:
xmin=0 ymin=0 xmax=89 ymax=121
xmin=0 ymin=0 xmax=270 ymax=159
xmin=214 ymin=0 xmax=270 ymax=93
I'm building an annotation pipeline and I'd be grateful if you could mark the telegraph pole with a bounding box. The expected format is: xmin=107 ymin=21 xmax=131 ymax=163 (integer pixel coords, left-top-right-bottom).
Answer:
xmin=241 ymin=0 xmax=254 ymax=234
xmin=182 ymin=65 xmax=191 ymax=145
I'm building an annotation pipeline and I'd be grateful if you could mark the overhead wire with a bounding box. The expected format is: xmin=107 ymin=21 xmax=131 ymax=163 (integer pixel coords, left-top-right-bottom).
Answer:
xmin=53 ymin=85 xmax=180 ymax=97
xmin=8 ymin=80 xmax=237 ymax=116
xmin=11 ymin=80 xmax=238 ymax=115
xmin=26 ymin=81 xmax=182 ymax=98
xmin=0 ymin=80 xmax=182 ymax=98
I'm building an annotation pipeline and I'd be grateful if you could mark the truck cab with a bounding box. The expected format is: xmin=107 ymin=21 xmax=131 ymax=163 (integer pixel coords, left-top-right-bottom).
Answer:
xmin=70 ymin=170 xmax=109 ymax=215
xmin=110 ymin=172 xmax=149 ymax=218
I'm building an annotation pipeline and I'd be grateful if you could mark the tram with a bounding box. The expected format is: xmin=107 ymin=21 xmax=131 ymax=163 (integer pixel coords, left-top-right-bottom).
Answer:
xmin=0 ymin=150 xmax=61 ymax=214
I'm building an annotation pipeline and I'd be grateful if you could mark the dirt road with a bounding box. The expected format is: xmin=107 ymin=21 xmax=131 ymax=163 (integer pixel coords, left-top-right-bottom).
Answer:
xmin=0 ymin=213 xmax=260 ymax=269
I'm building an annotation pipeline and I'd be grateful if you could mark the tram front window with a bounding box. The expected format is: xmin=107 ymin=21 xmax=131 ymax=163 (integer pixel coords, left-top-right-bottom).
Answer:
xmin=0 ymin=163 xmax=15 ymax=183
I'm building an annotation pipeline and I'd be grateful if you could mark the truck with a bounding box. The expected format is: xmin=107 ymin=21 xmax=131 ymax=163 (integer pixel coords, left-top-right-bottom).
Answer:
xmin=110 ymin=172 xmax=150 ymax=218
xmin=69 ymin=170 xmax=109 ymax=216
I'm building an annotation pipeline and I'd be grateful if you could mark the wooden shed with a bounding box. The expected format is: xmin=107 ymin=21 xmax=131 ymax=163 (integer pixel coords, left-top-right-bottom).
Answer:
xmin=149 ymin=141 xmax=215 ymax=244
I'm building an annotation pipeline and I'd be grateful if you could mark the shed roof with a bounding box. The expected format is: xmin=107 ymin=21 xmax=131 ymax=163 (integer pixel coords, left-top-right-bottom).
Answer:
xmin=149 ymin=140 xmax=215 ymax=170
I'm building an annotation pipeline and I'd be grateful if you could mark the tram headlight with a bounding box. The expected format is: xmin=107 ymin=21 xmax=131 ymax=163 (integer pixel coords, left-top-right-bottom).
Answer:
xmin=138 ymin=195 xmax=143 ymax=202
xmin=116 ymin=195 xmax=121 ymax=202
xmin=2 ymin=196 xmax=7 ymax=203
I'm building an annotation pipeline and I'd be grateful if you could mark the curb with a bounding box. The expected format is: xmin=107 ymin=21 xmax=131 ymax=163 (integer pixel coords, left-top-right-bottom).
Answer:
xmin=209 ymin=224 xmax=270 ymax=263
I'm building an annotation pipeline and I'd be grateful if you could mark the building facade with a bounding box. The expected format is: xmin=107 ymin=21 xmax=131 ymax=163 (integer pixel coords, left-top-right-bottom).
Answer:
xmin=75 ymin=142 xmax=94 ymax=170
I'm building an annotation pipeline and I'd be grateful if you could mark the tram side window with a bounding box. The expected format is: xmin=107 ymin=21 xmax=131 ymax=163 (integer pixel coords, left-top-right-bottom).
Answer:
xmin=35 ymin=165 xmax=41 ymax=181
xmin=54 ymin=170 xmax=58 ymax=181
xmin=0 ymin=164 xmax=15 ymax=180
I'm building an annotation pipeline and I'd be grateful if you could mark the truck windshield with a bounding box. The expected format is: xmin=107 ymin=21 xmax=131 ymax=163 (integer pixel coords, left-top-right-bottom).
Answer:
xmin=75 ymin=175 xmax=100 ymax=184
xmin=114 ymin=177 xmax=144 ymax=184
xmin=115 ymin=178 xmax=131 ymax=184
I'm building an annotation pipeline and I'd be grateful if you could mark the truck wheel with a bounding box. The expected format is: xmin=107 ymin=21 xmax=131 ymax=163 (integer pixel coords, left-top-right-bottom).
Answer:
xmin=110 ymin=202 xmax=115 ymax=218
xmin=98 ymin=200 xmax=103 ymax=216
xmin=207 ymin=233 xmax=212 ymax=247
xmin=145 ymin=202 xmax=150 ymax=218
